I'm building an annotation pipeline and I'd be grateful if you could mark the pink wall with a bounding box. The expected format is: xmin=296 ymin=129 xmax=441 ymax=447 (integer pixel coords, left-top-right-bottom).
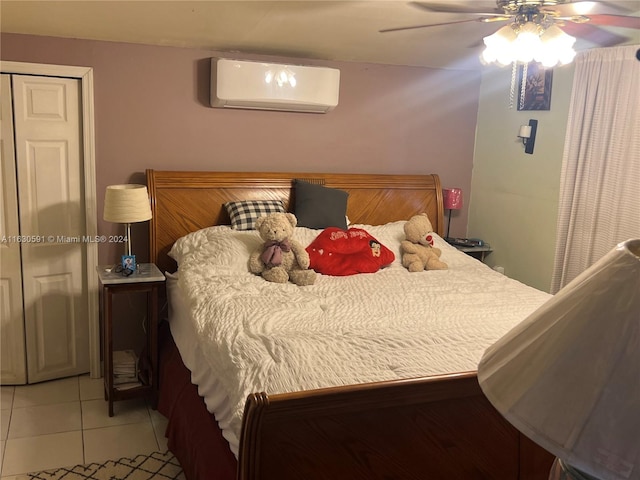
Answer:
xmin=1 ymin=33 xmax=481 ymax=263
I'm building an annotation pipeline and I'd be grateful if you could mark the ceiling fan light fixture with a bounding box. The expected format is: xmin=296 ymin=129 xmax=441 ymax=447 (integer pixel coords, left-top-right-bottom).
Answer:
xmin=481 ymin=18 xmax=576 ymax=68
xmin=498 ymin=0 xmax=560 ymax=14
xmin=512 ymin=21 xmax=543 ymax=62
xmin=535 ymin=25 xmax=577 ymax=66
xmin=481 ymin=25 xmax=518 ymax=65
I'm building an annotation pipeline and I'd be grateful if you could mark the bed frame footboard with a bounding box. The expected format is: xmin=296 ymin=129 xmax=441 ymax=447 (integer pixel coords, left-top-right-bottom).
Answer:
xmin=238 ymin=373 xmax=554 ymax=480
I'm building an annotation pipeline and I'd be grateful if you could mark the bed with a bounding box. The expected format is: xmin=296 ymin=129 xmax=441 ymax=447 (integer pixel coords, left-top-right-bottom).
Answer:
xmin=147 ymin=169 xmax=555 ymax=480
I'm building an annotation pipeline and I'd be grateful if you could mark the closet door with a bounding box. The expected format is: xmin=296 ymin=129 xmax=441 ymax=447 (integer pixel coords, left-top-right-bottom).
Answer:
xmin=0 ymin=74 xmax=27 ymax=384
xmin=12 ymin=75 xmax=89 ymax=383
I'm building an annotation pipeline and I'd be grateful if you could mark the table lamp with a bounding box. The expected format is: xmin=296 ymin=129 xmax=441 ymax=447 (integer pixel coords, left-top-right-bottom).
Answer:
xmin=443 ymin=188 xmax=462 ymax=241
xmin=478 ymin=238 xmax=640 ymax=480
xmin=103 ymin=184 xmax=152 ymax=258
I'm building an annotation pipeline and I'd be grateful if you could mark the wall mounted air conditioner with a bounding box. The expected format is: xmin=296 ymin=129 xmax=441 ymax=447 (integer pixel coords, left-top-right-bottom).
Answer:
xmin=210 ymin=58 xmax=340 ymax=113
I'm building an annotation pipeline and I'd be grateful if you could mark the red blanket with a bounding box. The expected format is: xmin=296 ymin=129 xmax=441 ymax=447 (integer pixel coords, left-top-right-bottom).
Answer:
xmin=306 ymin=227 xmax=395 ymax=276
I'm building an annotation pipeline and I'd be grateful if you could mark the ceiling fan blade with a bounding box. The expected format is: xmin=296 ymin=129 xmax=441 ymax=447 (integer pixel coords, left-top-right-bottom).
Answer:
xmin=481 ymin=16 xmax=513 ymax=22
xmin=561 ymin=22 xmax=630 ymax=47
xmin=584 ymin=14 xmax=640 ymax=29
xmin=587 ymin=1 xmax=638 ymax=14
xmin=546 ymin=1 xmax=636 ymax=16
xmin=410 ymin=2 xmax=502 ymax=15
xmin=379 ymin=18 xmax=483 ymax=33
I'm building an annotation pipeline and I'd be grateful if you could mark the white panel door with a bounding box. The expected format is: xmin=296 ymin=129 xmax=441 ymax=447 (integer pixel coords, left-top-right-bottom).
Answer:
xmin=12 ymin=75 xmax=89 ymax=382
xmin=0 ymin=74 xmax=27 ymax=384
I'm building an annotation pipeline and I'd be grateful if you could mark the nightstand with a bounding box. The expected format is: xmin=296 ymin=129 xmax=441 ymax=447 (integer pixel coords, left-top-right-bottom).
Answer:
xmin=455 ymin=244 xmax=493 ymax=262
xmin=97 ymin=263 xmax=165 ymax=416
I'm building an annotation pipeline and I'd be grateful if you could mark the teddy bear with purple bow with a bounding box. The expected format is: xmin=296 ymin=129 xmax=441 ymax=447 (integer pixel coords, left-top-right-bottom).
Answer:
xmin=249 ymin=212 xmax=317 ymax=286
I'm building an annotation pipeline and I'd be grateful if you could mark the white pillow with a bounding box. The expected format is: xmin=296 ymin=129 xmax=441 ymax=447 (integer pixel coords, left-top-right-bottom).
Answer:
xmin=169 ymin=224 xmax=322 ymax=272
xmin=169 ymin=220 xmax=437 ymax=271
xmin=169 ymin=225 xmax=261 ymax=272
xmin=348 ymin=220 xmax=407 ymax=266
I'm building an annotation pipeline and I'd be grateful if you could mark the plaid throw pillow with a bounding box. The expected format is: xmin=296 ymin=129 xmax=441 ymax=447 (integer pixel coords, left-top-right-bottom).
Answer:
xmin=224 ymin=200 xmax=286 ymax=230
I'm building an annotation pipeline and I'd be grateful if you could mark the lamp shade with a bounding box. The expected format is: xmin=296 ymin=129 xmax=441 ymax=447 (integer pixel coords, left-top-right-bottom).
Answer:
xmin=103 ymin=184 xmax=152 ymax=223
xmin=443 ymin=188 xmax=463 ymax=210
xmin=478 ymin=239 xmax=640 ymax=480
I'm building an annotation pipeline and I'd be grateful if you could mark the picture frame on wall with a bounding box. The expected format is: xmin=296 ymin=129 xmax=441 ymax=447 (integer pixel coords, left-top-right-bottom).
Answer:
xmin=517 ymin=63 xmax=553 ymax=111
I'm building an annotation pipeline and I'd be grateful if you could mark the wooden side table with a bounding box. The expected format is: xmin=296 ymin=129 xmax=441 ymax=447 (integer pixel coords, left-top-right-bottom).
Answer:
xmin=97 ymin=263 xmax=165 ymax=416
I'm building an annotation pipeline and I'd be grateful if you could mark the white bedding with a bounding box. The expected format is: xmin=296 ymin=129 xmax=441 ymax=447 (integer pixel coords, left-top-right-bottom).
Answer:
xmin=167 ymin=222 xmax=551 ymax=457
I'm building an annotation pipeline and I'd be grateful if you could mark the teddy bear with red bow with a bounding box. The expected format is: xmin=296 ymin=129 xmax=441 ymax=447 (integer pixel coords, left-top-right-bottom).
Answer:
xmin=401 ymin=213 xmax=448 ymax=272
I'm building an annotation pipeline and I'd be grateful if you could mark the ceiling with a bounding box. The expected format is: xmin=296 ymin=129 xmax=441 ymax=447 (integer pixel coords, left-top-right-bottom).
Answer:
xmin=1 ymin=1 xmax=639 ymax=70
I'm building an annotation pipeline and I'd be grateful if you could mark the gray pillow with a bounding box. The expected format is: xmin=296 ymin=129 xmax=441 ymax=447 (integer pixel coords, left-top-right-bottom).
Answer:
xmin=294 ymin=180 xmax=348 ymax=229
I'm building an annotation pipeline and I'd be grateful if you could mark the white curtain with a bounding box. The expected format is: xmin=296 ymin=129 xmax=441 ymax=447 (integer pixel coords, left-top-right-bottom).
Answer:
xmin=551 ymin=45 xmax=640 ymax=293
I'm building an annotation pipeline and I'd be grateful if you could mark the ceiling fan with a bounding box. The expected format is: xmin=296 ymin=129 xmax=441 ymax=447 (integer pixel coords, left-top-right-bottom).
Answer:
xmin=382 ymin=1 xmax=640 ymax=34
xmin=381 ymin=0 xmax=640 ymax=65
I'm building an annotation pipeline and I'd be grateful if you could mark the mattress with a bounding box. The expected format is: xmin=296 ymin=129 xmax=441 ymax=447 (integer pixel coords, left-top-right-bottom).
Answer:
xmin=166 ymin=222 xmax=551 ymax=458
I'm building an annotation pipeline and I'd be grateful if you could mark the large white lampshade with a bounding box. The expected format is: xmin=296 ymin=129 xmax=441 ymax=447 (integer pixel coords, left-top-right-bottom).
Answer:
xmin=103 ymin=184 xmax=152 ymax=256
xmin=103 ymin=184 xmax=152 ymax=224
xmin=478 ymin=239 xmax=640 ymax=480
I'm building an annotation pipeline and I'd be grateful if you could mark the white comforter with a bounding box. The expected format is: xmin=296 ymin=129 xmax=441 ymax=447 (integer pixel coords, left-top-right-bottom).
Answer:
xmin=168 ymin=222 xmax=551 ymax=457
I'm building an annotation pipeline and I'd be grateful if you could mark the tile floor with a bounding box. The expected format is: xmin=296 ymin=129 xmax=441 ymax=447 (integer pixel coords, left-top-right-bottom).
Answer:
xmin=0 ymin=375 xmax=171 ymax=479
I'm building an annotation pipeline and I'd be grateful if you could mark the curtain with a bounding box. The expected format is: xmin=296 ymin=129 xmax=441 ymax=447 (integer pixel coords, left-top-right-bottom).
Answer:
xmin=551 ymin=45 xmax=640 ymax=293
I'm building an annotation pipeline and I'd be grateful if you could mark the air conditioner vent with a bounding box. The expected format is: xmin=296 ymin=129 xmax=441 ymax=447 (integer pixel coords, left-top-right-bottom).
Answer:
xmin=210 ymin=58 xmax=340 ymax=113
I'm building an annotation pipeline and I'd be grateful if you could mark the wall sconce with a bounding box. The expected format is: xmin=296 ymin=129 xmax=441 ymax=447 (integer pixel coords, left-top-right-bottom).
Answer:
xmin=518 ymin=119 xmax=538 ymax=155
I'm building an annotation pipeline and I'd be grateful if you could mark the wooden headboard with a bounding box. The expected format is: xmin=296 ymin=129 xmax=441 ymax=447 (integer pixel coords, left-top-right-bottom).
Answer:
xmin=146 ymin=170 xmax=444 ymax=273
